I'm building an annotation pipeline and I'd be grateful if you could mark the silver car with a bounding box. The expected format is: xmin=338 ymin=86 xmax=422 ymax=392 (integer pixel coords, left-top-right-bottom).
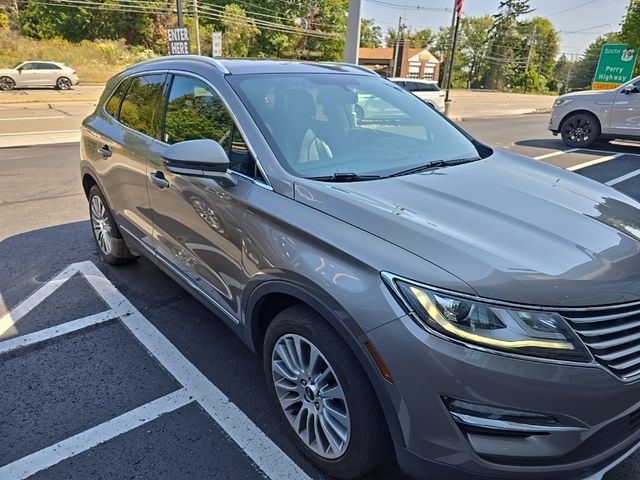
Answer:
xmin=549 ymin=75 xmax=640 ymax=147
xmin=82 ymin=56 xmax=640 ymax=479
xmin=0 ymin=61 xmax=80 ymax=91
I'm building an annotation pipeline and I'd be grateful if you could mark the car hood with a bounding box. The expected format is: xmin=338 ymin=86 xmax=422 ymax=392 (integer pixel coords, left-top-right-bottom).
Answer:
xmin=561 ymin=90 xmax=615 ymax=102
xmin=0 ymin=68 xmax=16 ymax=76
xmin=294 ymin=150 xmax=640 ymax=307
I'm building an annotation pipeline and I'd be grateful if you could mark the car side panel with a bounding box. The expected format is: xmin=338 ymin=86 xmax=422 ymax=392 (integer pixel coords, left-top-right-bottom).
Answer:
xmin=82 ymin=113 xmax=156 ymax=251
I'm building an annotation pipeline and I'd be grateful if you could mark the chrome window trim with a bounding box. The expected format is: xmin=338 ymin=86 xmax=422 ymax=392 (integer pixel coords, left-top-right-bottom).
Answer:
xmin=100 ymin=68 xmax=273 ymax=191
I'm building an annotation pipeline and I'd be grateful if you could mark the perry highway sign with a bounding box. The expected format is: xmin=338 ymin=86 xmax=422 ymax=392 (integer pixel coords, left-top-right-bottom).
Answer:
xmin=168 ymin=27 xmax=190 ymax=55
xmin=592 ymin=43 xmax=638 ymax=90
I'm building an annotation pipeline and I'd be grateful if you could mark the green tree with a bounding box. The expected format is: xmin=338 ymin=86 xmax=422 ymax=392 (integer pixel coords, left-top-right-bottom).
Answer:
xmin=221 ymin=4 xmax=260 ymax=57
xmin=360 ymin=18 xmax=382 ymax=48
xmin=455 ymin=16 xmax=493 ymax=88
xmin=621 ymin=0 xmax=640 ymax=76
xmin=483 ymin=0 xmax=534 ymax=90
xmin=511 ymin=16 xmax=559 ymax=92
xmin=571 ymin=32 xmax=622 ymax=89
xmin=0 ymin=10 xmax=9 ymax=31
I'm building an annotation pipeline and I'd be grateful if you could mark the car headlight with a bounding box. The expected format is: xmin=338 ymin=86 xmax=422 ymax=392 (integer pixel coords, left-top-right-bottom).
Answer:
xmin=392 ymin=279 xmax=590 ymax=362
xmin=554 ymin=97 xmax=574 ymax=108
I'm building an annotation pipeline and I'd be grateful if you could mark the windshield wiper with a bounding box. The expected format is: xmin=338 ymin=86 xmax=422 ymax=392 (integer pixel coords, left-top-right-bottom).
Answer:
xmin=388 ymin=157 xmax=480 ymax=178
xmin=307 ymin=172 xmax=382 ymax=182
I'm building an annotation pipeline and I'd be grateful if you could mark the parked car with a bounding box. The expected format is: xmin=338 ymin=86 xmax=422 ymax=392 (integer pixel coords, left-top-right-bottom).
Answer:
xmin=0 ymin=61 xmax=79 ymax=91
xmin=550 ymin=75 xmax=640 ymax=147
xmin=388 ymin=77 xmax=445 ymax=112
xmin=82 ymin=56 xmax=640 ymax=480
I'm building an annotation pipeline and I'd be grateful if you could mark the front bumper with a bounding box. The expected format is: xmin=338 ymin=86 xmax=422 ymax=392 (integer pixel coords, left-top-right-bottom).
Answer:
xmin=366 ymin=315 xmax=640 ymax=479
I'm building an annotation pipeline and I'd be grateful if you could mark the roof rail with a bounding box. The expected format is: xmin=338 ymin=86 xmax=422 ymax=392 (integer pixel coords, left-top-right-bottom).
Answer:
xmin=318 ymin=62 xmax=380 ymax=76
xmin=130 ymin=55 xmax=230 ymax=74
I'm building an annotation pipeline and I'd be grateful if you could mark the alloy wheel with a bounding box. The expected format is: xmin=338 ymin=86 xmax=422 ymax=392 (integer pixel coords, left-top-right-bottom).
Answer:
xmin=0 ymin=77 xmax=15 ymax=91
xmin=57 ymin=77 xmax=71 ymax=90
xmin=90 ymin=195 xmax=113 ymax=255
xmin=563 ymin=115 xmax=594 ymax=145
xmin=271 ymin=333 xmax=351 ymax=459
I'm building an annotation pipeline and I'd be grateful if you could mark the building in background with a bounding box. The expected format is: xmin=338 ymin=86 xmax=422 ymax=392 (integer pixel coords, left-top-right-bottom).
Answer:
xmin=358 ymin=42 xmax=441 ymax=81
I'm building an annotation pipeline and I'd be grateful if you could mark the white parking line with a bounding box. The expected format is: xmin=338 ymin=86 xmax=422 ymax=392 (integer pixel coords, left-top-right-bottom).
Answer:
xmin=567 ymin=153 xmax=622 ymax=172
xmin=606 ymin=168 xmax=640 ymax=186
xmin=0 ymin=389 xmax=193 ymax=480
xmin=0 ymin=264 xmax=80 ymax=336
xmin=534 ymin=148 xmax=579 ymax=160
xmin=0 ymin=309 xmax=128 ymax=355
xmin=0 ymin=261 xmax=311 ymax=480
xmin=0 ymin=116 xmax=67 ymax=122
xmin=0 ymin=129 xmax=77 ymax=137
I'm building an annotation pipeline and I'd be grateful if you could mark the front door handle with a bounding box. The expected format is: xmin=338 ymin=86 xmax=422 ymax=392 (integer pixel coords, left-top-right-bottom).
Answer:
xmin=149 ymin=171 xmax=170 ymax=189
xmin=97 ymin=145 xmax=111 ymax=159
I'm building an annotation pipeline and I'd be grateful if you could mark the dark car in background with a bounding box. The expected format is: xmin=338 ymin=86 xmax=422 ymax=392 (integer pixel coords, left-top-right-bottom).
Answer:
xmin=81 ymin=56 xmax=640 ymax=479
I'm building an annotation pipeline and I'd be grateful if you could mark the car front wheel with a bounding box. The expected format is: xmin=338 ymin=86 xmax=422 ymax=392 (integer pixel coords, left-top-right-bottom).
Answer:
xmin=560 ymin=112 xmax=600 ymax=148
xmin=0 ymin=76 xmax=15 ymax=91
xmin=264 ymin=304 xmax=390 ymax=479
xmin=88 ymin=185 xmax=139 ymax=265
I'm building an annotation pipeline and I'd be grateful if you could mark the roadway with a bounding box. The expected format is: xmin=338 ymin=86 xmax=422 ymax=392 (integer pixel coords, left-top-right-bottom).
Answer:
xmin=1 ymin=114 xmax=640 ymax=480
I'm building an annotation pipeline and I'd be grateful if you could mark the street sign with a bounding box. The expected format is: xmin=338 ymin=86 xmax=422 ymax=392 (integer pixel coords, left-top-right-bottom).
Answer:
xmin=592 ymin=43 xmax=638 ymax=90
xmin=212 ymin=32 xmax=222 ymax=57
xmin=168 ymin=27 xmax=190 ymax=55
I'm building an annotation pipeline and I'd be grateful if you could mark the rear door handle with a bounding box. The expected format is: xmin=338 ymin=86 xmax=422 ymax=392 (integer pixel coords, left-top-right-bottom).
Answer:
xmin=97 ymin=145 xmax=111 ymax=158
xmin=149 ymin=171 xmax=170 ymax=189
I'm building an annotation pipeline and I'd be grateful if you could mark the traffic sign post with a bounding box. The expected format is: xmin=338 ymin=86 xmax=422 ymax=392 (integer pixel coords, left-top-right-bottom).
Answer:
xmin=212 ymin=32 xmax=223 ymax=57
xmin=168 ymin=27 xmax=190 ymax=55
xmin=592 ymin=43 xmax=638 ymax=90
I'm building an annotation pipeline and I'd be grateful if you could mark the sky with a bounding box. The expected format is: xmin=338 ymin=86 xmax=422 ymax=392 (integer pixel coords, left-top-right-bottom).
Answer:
xmin=360 ymin=0 xmax=632 ymax=56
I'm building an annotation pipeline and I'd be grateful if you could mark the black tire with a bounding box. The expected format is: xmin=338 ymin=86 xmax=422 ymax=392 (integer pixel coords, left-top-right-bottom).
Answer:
xmin=263 ymin=304 xmax=390 ymax=479
xmin=88 ymin=185 xmax=139 ymax=265
xmin=0 ymin=76 xmax=15 ymax=91
xmin=560 ymin=112 xmax=601 ymax=148
xmin=56 ymin=76 xmax=72 ymax=90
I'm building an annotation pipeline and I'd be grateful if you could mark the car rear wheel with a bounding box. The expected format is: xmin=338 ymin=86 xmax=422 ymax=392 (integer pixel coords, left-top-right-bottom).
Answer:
xmin=263 ymin=304 xmax=390 ymax=479
xmin=56 ymin=76 xmax=72 ymax=90
xmin=560 ymin=112 xmax=600 ymax=148
xmin=0 ymin=76 xmax=15 ymax=91
xmin=88 ymin=185 xmax=139 ymax=265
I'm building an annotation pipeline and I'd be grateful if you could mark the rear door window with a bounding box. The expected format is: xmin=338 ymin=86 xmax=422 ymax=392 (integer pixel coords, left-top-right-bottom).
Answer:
xmin=119 ymin=74 xmax=165 ymax=139
xmin=105 ymin=79 xmax=130 ymax=118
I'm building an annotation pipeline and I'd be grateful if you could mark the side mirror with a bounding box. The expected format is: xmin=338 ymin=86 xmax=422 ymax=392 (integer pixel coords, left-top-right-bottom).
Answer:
xmin=623 ymin=85 xmax=639 ymax=95
xmin=162 ymin=139 xmax=238 ymax=187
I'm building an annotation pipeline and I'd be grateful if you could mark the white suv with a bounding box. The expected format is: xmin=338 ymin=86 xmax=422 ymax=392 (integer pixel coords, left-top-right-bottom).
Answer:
xmin=0 ymin=61 xmax=80 ymax=91
xmin=549 ymin=75 xmax=640 ymax=147
xmin=389 ymin=78 xmax=445 ymax=112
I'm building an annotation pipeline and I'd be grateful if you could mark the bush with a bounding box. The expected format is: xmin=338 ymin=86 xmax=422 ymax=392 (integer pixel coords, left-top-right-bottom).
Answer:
xmin=0 ymin=31 xmax=157 ymax=83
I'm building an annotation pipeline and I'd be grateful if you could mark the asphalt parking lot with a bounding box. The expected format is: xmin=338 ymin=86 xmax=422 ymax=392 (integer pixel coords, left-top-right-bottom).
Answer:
xmin=2 ymin=114 xmax=640 ymax=480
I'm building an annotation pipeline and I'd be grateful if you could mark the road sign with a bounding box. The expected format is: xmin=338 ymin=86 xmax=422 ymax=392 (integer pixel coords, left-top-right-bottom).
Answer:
xmin=168 ymin=27 xmax=190 ymax=55
xmin=592 ymin=43 xmax=638 ymax=90
xmin=212 ymin=32 xmax=222 ymax=57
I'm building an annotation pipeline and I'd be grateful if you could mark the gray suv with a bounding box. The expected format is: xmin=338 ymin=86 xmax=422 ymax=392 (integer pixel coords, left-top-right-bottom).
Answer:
xmin=81 ymin=56 xmax=640 ymax=479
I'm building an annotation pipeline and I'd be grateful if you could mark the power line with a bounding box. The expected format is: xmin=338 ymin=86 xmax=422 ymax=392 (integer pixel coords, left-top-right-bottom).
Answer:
xmin=546 ymin=0 xmax=599 ymax=16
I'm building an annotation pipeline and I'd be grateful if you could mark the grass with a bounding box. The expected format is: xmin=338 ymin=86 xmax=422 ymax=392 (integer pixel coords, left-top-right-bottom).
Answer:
xmin=0 ymin=32 xmax=157 ymax=83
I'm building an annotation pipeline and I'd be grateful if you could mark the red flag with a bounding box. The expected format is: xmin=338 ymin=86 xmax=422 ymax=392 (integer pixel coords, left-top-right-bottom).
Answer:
xmin=455 ymin=0 xmax=463 ymax=17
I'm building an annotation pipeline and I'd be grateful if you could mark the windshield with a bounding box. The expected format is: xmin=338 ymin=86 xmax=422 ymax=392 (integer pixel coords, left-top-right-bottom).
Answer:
xmin=228 ymin=73 xmax=481 ymax=178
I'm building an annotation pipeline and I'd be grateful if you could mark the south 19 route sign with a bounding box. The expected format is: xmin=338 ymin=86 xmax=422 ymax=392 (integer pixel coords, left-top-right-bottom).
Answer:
xmin=168 ymin=27 xmax=190 ymax=55
xmin=592 ymin=43 xmax=638 ymax=90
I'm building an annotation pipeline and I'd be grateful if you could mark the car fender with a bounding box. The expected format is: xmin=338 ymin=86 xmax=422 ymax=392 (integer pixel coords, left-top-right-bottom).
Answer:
xmin=243 ymin=276 xmax=406 ymax=449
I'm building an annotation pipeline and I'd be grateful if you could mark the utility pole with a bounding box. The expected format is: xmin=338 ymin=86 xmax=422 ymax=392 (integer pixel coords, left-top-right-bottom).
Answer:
xmin=441 ymin=4 xmax=457 ymax=90
xmin=176 ymin=0 xmax=184 ymax=27
xmin=392 ymin=17 xmax=403 ymax=77
xmin=524 ymin=24 xmax=537 ymax=92
xmin=444 ymin=0 xmax=462 ymax=116
xmin=344 ymin=0 xmax=362 ymax=63
xmin=193 ymin=0 xmax=201 ymax=55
